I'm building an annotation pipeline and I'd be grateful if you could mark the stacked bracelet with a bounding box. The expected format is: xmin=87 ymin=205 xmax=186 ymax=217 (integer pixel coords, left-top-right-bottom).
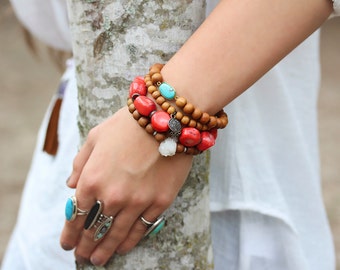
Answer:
xmin=127 ymin=64 xmax=228 ymax=157
xmin=144 ymin=64 xmax=228 ymax=131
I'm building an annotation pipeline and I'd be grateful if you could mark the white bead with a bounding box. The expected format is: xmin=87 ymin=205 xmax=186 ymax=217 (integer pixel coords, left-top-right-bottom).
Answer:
xmin=158 ymin=137 xmax=177 ymax=157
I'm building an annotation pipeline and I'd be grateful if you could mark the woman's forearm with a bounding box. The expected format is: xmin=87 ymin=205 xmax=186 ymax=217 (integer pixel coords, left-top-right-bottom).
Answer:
xmin=162 ymin=0 xmax=333 ymax=114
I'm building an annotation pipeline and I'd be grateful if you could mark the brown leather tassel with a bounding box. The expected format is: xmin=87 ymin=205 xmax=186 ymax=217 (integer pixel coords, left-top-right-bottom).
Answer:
xmin=43 ymin=98 xmax=62 ymax=156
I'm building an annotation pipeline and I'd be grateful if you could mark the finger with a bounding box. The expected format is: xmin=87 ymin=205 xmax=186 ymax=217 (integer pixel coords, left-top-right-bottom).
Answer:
xmin=73 ymin=200 xmax=128 ymax=265
xmin=115 ymin=208 xmax=163 ymax=255
xmin=60 ymin=194 xmax=96 ymax=251
xmin=67 ymin=129 xmax=96 ymax=188
xmin=88 ymin=205 xmax=148 ymax=266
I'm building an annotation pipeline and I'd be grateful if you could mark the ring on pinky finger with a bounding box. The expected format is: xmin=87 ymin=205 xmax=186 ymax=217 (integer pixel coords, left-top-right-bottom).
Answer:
xmin=142 ymin=216 xmax=166 ymax=238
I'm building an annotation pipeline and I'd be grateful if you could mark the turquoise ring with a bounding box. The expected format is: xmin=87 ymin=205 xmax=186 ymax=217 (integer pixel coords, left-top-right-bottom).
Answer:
xmin=143 ymin=216 xmax=166 ymax=238
xmin=84 ymin=200 xmax=114 ymax=241
xmin=93 ymin=214 xmax=114 ymax=241
xmin=65 ymin=196 xmax=88 ymax=221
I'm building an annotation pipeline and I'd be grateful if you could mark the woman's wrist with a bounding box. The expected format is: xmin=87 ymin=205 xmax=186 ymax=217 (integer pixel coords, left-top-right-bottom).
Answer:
xmin=127 ymin=64 xmax=229 ymax=156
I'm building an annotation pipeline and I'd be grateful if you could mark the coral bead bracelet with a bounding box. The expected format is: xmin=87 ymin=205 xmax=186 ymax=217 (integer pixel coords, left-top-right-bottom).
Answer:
xmin=127 ymin=64 xmax=228 ymax=156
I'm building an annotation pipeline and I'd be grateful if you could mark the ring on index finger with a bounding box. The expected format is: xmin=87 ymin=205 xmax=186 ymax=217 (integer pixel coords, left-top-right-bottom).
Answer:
xmin=65 ymin=196 xmax=88 ymax=222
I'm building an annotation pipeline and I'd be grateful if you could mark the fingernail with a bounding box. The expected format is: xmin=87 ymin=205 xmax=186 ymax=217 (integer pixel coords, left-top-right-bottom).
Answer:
xmin=61 ymin=243 xmax=73 ymax=251
xmin=115 ymin=249 xmax=126 ymax=255
xmin=91 ymin=257 xmax=104 ymax=267
xmin=76 ymin=256 xmax=90 ymax=265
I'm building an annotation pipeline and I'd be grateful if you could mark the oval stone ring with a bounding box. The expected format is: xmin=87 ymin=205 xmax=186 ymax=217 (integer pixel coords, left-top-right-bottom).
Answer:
xmin=143 ymin=216 xmax=166 ymax=238
xmin=65 ymin=196 xmax=88 ymax=221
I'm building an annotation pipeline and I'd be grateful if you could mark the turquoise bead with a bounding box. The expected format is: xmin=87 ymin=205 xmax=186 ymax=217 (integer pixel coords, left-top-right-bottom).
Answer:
xmin=65 ymin=197 xmax=74 ymax=221
xmin=159 ymin=82 xmax=176 ymax=100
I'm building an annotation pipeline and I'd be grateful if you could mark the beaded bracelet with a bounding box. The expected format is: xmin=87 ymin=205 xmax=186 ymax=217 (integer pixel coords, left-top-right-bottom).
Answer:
xmin=127 ymin=98 xmax=201 ymax=155
xmin=127 ymin=64 xmax=228 ymax=156
xmin=144 ymin=64 xmax=228 ymax=131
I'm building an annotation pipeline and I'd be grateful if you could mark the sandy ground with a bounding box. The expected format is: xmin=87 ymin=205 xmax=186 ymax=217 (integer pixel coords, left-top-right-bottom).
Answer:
xmin=0 ymin=3 xmax=339 ymax=268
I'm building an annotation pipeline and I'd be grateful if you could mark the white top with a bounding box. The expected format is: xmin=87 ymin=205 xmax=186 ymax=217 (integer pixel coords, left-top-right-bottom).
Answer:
xmin=10 ymin=0 xmax=71 ymax=51
xmin=3 ymin=0 xmax=339 ymax=269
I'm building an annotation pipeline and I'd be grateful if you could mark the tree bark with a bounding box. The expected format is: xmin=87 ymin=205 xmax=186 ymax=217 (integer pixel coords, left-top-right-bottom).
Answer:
xmin=66 ymin=0 xmax=213 ymax=269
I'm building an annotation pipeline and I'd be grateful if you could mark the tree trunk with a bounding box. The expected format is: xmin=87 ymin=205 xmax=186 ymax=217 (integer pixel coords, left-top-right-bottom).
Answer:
xmin=66 ymin=0 xmax=213 ymax=269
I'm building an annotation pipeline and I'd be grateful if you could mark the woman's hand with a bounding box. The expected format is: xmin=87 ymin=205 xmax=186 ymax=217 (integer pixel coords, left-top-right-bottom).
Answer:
xmin=60 ymin=106 xmax=193 ymax=266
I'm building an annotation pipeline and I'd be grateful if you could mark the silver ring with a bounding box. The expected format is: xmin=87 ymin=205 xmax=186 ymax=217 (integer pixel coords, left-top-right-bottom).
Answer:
xmin=93 ymin=214 xmax=114 ymax=241
xmin=144 ymin=216 xmax=166 ymax=238
xmin=84 ymin=200 xmax=114 ymax=241
xmin=65 ymin=196 xmax=88 ymax=221
xmin=140 ymin=216 xmax=155 ymax=227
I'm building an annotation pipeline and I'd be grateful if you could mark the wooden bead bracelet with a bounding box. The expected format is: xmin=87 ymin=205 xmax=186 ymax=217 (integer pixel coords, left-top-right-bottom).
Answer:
xmin=144 ymin=63 xmax=228 ymax=131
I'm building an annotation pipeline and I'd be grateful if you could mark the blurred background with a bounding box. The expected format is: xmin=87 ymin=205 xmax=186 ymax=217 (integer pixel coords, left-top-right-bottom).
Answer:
xmin=0 ymin=0 xmax=339 ymax=268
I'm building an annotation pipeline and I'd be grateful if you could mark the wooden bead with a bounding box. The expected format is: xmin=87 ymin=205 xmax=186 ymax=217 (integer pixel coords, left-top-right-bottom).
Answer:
xmin=152 ymin=90 xmax=161 ymax=99
xmin=132 ymin=110 xmax=141 ymax=120
xmin=146 ymin=80 xmax=153 ymax=87
xmin=128 ymin=103 xmax=135 ymax=113
xmin=175 ymin=111 xmax=183 ymax=121
xmin=220 ymin=116 xmax=228 ymax=128
xmin=199 ymin=112 xmax=210 ymax=124
xmin=176 ymin=144 xmax=185 ymax=153
xmin=145 ymin=124 xmax=154 ymax=134
xmin=196 ymin=122 xmax=203 ymax=131
xmin=148 ymin=85 xmax=157 ymax=94
xmin=151 ymin=73 xmax=163 ymax=84
xmin=188 ymin=119 xmax=197 ymax=128
xmin=201 ymin=125 xmax=208 ymax=131
xmin=161 ymin=102 xmax=171 ymax=111
xmin=185 ymin=147 xmax=197 ymax=155
xmin=137 ymin=117 xmax=149 ymax=128
xmin=156 ymin=96 xmax=166 ymax=105
xmin=154 ymin=133 xmax=166 ymax=142
xmin=192 ymin=108 xmax=202 ymax=120
xmin=127 ymin=98 xmax=133 ymax=106
xmin=167 ymin=106 xmax=176 ymax=115
xmin=216 ymin=118 xmax=222 ymax=129
xmin=183 ymin=103 xmax=195 ymax=114
xmin=149 ymin=64 xmax=163 ymax=75
xmin=207 ymin=116 xmax=217 ymax=129
xmin=181 ymin=115 xmax=190 ymax=125
xmin=175 ymin=96 xmax=187 ymax=108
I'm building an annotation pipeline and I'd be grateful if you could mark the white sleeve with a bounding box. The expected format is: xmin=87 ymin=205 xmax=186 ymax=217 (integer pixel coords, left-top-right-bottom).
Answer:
xmin=10 ymin=0 xmax=72 ymax=51
xmin=333 ymin=0 xmax=340 ymax=15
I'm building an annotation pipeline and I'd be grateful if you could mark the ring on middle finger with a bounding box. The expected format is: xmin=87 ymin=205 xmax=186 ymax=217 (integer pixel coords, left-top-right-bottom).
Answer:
xmin=84 ymin=200 xmax=114 ymax=241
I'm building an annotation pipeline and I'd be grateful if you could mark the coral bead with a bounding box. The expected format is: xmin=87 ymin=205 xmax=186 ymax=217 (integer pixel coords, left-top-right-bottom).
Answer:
xmin=197 ymin=131 xmax=216 ymax=151
xmin=151 ymin=111 xmax=170 ymax=132
xmin=179 ymin=127 xmax=201 ymax=147
xmin=129 ymin=76 xmax=147 ymax=98
xmin=134 ymin=96 xmax=156 ymax=116
xmin=210 ymin=128 xmax=218 ymax=139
